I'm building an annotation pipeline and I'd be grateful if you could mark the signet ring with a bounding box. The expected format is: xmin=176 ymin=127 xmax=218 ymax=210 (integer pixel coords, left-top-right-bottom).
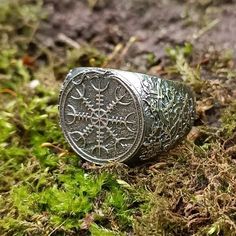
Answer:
xmin=59 ymin=67 xmax=195 ymax=164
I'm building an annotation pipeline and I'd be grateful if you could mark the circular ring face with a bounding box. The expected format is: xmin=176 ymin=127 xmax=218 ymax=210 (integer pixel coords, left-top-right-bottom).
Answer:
xmin=59 ymin=69 xmax=144 ymax=164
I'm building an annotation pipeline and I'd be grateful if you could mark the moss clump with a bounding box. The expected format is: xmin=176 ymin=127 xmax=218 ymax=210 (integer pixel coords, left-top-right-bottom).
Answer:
xmin=221 ymin=101 xmax=236 ymax=137
xmin=165 ymin=43 xmax=204 ymax=92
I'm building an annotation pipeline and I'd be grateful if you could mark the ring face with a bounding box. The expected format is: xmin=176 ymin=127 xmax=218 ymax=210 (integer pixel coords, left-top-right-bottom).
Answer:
xmin=59 ymin=69 xmax=145 ymax=164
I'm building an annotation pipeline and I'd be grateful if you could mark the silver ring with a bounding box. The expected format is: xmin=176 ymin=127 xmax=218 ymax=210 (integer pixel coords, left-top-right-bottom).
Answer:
xmin=59 ymin=67 xmax=195 ymax=164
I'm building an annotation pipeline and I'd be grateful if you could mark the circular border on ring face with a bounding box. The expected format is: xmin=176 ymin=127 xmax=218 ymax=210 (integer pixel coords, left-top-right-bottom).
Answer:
xmin=59 ymin=69 xmax=145 ymax=164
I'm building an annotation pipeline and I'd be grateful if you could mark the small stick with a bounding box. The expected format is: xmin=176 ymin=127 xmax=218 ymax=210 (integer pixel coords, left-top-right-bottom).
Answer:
xmin=192 ymin=19 xmax=219 ymax=40
xmin=57 ymin=33 xmax=81 ymax=49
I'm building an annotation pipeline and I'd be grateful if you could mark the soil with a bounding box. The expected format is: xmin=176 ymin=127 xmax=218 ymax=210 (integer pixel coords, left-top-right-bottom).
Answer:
xmin=38 ymin=0 xmax=236 ymax=72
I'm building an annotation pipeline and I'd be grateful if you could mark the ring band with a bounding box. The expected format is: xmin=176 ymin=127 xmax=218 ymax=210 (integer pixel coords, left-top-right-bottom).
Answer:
xmin=59 ymin=67 xmax=195 ymax=164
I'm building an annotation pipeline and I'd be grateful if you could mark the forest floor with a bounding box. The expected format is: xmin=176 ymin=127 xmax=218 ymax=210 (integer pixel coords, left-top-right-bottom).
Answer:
xmin=0 ymin=0 xmax=236 ymax=235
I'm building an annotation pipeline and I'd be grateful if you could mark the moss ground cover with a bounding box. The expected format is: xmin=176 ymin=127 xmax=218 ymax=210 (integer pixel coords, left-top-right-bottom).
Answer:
xmin=0 ymin=0 xmax=236 ymax=235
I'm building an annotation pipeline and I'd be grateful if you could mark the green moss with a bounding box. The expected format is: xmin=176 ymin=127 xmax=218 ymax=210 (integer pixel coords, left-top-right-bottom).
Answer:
xmin=90 ymin=223 xmax=123 ymax=236
xmin=166 ymin=42 xmax=193 ymax=60
xmin=165 ymin=43 xmax=204 ymax=92
xmin=221 ymin=101 xmax=236 ymax=137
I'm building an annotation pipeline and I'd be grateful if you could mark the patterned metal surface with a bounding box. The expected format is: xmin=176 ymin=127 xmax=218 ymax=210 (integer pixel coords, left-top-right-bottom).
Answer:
xmin=138 ymin=75 xmax=195 ymax=160
xmin=59 ymin=68 xmax=195 ymax=164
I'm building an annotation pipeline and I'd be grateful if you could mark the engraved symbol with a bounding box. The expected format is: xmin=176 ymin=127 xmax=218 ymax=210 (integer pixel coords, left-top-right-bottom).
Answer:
xmin=91 ymin=109 xmax=109 ymax=128
xmin=65 ymin=76 xmax=137 ymax=158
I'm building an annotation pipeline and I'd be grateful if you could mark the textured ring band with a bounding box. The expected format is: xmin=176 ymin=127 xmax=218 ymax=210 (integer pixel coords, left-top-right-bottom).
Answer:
xmin=59 ymin=67 xmax=195 ymax=164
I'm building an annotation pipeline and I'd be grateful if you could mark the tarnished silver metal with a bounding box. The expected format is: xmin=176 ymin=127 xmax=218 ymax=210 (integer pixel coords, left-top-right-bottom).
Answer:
xmin=59 ymin=67 xmax=195 ymax=164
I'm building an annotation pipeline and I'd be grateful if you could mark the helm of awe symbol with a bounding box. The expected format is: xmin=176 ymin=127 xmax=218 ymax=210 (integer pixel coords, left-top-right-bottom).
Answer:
xmin=91 ymin=108 xmax=109 ymax=128
xmin=59 ymin=71 xmax=144 ymax=164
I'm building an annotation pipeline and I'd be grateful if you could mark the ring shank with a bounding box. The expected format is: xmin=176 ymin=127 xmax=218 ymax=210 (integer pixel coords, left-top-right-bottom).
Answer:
xmin=104 ymin=69 xmax=196 ymax=161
